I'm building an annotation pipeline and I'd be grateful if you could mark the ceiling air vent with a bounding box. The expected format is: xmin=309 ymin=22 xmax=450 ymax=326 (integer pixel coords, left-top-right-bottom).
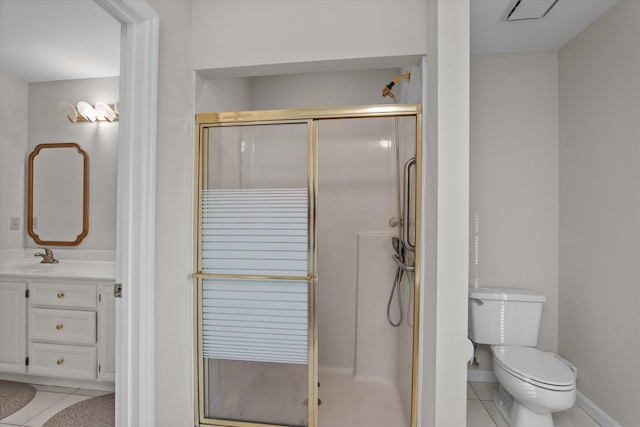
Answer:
xmin=505 ymin=0 xmax=560 ymax=21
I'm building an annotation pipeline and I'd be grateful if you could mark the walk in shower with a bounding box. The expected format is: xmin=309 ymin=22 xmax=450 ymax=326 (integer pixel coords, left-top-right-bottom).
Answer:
xmin=193 ymin=105 xmax=420 ymax=427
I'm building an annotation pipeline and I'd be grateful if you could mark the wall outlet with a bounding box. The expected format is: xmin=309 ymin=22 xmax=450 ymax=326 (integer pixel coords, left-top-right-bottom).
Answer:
xmin=32 ymin=216 xmax=38 ymax=230
xmin=10 ymin=217 xmax=20 ymax=230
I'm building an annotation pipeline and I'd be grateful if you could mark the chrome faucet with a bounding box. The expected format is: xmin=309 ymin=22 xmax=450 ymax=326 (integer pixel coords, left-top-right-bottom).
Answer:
xmin=34 ymin=248 xmax=58 ymax=264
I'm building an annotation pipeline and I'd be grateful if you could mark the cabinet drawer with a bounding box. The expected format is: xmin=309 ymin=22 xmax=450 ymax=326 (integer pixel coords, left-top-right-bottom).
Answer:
xmin=28 ymin=343 xmax=96 ymax=380
xmin=29 ymin=282 xmax=96 ymax=309
xmin=29 ymin=308 xmax=96 ymax=345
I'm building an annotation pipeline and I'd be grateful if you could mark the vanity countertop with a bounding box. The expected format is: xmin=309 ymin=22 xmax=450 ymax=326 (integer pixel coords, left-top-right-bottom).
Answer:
xmin=0 ymin=259 xmax=115 ymax=281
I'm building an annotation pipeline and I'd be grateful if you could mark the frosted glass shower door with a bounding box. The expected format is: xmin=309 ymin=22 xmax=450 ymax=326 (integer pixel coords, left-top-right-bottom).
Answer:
xmin=196 ymin=122 xmax=315 ymax=427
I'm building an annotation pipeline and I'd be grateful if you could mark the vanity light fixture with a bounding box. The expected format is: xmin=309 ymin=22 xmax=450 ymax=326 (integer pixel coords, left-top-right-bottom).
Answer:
xmin=59 ymin=101 xmax=119 ymax=123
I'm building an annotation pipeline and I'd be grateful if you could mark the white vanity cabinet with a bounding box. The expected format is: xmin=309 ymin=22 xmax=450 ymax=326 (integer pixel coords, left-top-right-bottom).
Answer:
xmin=97 ymin=283 xmax=116 ymax=382
xmin=0 ymin=281 xmax=28 ymax=374
xmin=0 ymin=274 xmax=115 ymax=387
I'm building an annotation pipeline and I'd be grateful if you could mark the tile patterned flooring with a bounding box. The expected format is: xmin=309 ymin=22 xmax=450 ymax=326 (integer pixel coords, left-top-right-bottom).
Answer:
xmin=467 ymin=382 xmax=602 ymax=427
xmin=0 ymin=384 xmax=112 ymax=427
xmin=2 ymin=380 xmax=603 ymax=427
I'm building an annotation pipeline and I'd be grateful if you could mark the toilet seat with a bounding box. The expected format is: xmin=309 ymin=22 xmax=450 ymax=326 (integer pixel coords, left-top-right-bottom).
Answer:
xmin=492 ymin=346 xmax=575 ymax=391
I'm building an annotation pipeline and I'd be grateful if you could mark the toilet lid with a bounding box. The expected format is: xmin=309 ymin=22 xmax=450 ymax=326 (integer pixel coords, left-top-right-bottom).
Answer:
xmin=493 ymin=346 xmax=575 ymax=389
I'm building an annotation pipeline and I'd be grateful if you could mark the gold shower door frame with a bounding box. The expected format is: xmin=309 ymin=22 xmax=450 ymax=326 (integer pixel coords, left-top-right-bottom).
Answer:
xmin=193 ymin=104 xmax=422 ymax=427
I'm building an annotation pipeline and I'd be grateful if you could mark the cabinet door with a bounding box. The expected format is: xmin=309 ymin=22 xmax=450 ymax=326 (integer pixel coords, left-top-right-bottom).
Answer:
xmin=0 ymin=281 xmax=27 ymax=373
xmin=97 ymin=284 xmax=116 ymax=382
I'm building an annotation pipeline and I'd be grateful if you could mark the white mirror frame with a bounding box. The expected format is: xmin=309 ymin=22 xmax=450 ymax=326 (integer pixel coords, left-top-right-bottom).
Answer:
xmin=93 ymin=1 xmax=158 ymax=426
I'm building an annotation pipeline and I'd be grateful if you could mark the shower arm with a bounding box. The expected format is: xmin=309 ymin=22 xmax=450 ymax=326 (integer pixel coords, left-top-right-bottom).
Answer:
xmin=382 ymin=72 xmax=411 ymax=104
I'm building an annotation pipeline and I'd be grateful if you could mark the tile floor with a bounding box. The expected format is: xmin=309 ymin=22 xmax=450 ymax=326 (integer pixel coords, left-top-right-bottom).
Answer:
xmin=467 ymin=381 xmax=602 ymax=427
xmin=0 ymin=384 xmax=112 ymax=427
xmin=2 ymin=380 xmax=603 ymax=427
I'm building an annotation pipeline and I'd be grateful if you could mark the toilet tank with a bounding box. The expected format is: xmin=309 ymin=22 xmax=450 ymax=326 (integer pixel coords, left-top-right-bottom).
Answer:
xmin=468 ymin=287 xmax=545 ymax=346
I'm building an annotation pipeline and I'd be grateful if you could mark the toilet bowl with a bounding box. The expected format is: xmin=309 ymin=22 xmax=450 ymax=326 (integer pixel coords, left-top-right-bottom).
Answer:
xmin=491 ymin=345 xmax=577 ymax=427
xmin=468 ymin=287 xmax=578 ymax=427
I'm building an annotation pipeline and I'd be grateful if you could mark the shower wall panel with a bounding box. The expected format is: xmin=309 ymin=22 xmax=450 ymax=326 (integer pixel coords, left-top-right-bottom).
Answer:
xmin=317 ymin=117 xmax=415 ymax=377
xmin=355 ymin=231 xmax=398 ymax=383
xmin=207 ymin=125 xmax=307 ymax=190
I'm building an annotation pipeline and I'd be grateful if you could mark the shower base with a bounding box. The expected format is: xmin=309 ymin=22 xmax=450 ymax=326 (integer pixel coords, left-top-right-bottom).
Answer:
xmin=206 ymin=361 xmax=407 ymax=427
xmin=318 ymin=371 xmax=408 ymax=427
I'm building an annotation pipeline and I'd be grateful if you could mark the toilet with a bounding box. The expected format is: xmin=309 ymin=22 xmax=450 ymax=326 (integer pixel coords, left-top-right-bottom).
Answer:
xmin=468 ymin=287 xmax=577 ymax=427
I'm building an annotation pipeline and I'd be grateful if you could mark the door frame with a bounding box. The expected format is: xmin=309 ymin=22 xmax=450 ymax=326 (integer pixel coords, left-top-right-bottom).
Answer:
xmin=94 ymin=1 xmax=159 ymax=426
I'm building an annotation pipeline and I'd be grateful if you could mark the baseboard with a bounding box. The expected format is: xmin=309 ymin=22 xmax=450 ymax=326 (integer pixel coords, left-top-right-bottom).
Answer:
xmin=466 ymin=369 xmax=497 ymax=383
xmin=576 ymin=391 xmax=622 ymax=427
xmin=0 ymin=372 xmax=115 ymax=392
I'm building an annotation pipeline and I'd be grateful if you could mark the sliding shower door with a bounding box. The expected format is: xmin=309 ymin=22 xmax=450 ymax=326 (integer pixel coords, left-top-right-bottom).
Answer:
xmin=195 ymin=120 xmax=317 ymax=427
xmin=195 ymin=105 xmax=421 ymax=427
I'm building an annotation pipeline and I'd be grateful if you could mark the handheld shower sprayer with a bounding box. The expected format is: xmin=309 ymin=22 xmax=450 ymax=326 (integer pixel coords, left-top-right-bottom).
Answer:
xmin=382 ymin=72 xmax=411 ymax=104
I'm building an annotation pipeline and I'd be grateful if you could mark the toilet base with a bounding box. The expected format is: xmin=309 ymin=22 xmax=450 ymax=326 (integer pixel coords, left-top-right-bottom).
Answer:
xmin=493 ymin=385 xmax=554 ymax=427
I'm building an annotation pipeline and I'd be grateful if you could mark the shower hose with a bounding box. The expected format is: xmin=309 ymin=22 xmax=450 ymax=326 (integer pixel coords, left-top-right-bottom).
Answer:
xmin=387 ymin=253 xmax=414 ymax=328
xmin=387 ymin=266 xmax=405 ymax=327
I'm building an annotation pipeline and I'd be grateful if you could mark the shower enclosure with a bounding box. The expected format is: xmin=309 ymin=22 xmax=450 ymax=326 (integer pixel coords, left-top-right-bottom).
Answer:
xmin=193 ymin=105 xmax=420 ymax=427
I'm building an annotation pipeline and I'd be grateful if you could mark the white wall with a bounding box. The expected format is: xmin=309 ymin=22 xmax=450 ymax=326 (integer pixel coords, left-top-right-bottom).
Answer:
xmin=558 ymin=2 xmax=640 ymax=426
xmin=421 ymin=2 xmax=470 ymax=426
xmin=27 ymin=77 xmax=119 ymax=250
xmin=250 ymin=69 xmax=411 ymax=110
xmin=0 ymin=73 xmax=28 ymax=252
xmin=195 ymin=75 xmax=251 ymax=113
xmin=192 ymin=0 xmax=427 ymax=73
xmin=468 ymin=52 xmax=560 ymax=372
xmin=148 ymin=1 xmax=196 ymax=426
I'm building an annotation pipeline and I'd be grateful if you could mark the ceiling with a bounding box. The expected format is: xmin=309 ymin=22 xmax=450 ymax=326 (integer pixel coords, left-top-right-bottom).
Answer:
xmin=0 ymin=0 xmax=120 ymax=83
xmin=471 ymin=0 xmax=618 ymax=54
xmin=0 ymin=0 xmax=619 ymax=83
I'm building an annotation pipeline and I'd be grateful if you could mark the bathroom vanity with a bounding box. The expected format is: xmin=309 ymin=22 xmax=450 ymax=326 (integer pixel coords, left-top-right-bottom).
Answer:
xmin=0 ymin=259 xmax=115 ymax=390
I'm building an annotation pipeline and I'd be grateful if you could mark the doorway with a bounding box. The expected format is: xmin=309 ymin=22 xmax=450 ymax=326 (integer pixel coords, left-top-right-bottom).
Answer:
xmin=92 ymin=1 xmax=159 ymax=425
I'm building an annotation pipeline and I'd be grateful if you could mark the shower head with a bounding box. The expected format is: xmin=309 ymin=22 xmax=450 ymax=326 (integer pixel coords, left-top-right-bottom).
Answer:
xmin=382 ymin=72 xmax=411 ymax=104
xmin=382 ymin=83 xmax=397 ymax=103
xmin=392 ymin=236 xmax=400 ymax=253
xmin=392 ymin=236 xmax=404 ymax=259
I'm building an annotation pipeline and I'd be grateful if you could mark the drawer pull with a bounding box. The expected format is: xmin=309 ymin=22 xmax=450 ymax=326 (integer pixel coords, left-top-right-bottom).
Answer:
xmin=56 ymin=324 xmax=63 ymax=330
xmin=56 ymin=358 xmax=64 ymax=365
xmin=57 ymin=292 xmax=65 ymax=299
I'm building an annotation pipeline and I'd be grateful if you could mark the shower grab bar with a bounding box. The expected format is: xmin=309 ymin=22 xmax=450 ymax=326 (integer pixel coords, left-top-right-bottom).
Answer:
xmin=392 ymin=254 xmax=415 ymax=272
xmin=403 ymin=157 xmax=416 ymax=253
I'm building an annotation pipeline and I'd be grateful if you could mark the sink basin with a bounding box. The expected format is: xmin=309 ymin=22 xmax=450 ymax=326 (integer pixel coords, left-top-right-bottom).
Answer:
xmin=0 ymin=259 xmax=115 ymax=280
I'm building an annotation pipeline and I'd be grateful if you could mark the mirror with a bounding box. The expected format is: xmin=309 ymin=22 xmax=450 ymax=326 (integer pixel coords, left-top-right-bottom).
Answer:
xmin=27 ymin=143 xmax=89 ymax=246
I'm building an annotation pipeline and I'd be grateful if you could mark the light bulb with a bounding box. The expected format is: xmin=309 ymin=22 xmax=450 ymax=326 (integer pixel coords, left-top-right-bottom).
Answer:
xmin=77 ymin=101 xmax=98 ymax=122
